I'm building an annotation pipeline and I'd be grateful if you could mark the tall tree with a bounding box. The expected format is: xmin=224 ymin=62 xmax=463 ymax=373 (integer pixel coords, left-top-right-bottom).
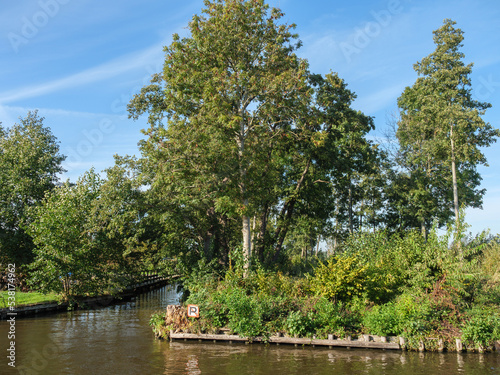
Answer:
xmin=0 ymin=111 xmax=65 ymax=265
xmin=128 ymin=0 xmax=309 ymax=271
xmin=396 ymin=19 xmax=499 ymax=236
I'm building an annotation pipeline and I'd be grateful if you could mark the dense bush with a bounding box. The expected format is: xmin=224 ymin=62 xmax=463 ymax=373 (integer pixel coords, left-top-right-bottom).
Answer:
xmin=308 ymin=255 xmax=367 ymax=301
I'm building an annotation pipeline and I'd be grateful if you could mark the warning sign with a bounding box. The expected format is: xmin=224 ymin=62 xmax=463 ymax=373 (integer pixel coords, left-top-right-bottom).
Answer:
xmin=187 ymin=304 xmax=199 ymax=318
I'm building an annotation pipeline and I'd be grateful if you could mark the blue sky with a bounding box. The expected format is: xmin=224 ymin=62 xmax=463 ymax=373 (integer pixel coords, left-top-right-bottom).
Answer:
xmin=1 ymin=0 xmax=499 ymax=235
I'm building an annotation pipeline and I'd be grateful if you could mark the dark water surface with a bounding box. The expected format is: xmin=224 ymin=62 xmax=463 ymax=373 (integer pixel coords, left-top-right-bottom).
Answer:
xmin=1 ymin=285 xmax=499 ymax=374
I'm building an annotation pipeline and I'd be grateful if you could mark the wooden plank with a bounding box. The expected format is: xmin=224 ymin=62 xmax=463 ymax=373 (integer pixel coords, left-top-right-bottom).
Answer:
xmin=311 ymin=338 xmax=400 ymax=349
xmin=169 ymin=332 xmax=401 ymax=350
xmin=171 ymin=332 xmax=253 ymax=342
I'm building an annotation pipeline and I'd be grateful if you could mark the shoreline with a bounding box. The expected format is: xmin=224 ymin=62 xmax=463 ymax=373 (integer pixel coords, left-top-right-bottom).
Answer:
xmin=0 ymin=275 xmax=175 ymax=320
xmin=167 ymin=330 xmax=500 ymax=353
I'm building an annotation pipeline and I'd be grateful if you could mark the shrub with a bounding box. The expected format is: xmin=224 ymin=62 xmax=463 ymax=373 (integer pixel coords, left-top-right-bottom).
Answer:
xmin=309 ymin=255 xmax=367 ymax=301
xmin=285 ymin=310 xmax=316 ymax=338
xmin=362 ymin=303 xmax=399 ymax=336
xmin=226 ymin=287 xmax=266 ymax=338
xmin=361 ymin=293 xmax=435 ymax=339
xmin=313 ymin=297 xmax=349 ymax=337
xmin=149 ymin=312 xmax=169 ymax=339
xmin=393 ymin=293 xmax=431 ymax=338
xmin=461 ymin=307 xmax=500 ymax=348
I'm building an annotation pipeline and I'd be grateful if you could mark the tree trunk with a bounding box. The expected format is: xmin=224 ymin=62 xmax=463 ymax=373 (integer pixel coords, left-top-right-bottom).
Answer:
xmin=251 ymin=215 xmax=256 ymax=257
xmin=237 ymin=115 xmax=251 ymax=275
xmin=450 ymin=125 xmax=460 ymax=227
xmin=348 ymin=181 xmax=353 ymax=234
xmin=450 ymin=125 xmax=462 ymax=257
xmin=359 ymin=199 xmax=364 ymax=232
xmin=242 ymin=211 xmax=251 ymax=274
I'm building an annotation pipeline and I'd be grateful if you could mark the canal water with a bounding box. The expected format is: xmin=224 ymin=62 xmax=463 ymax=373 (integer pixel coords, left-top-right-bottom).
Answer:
xmin=1 ymin=285 xmax=499 ymax=374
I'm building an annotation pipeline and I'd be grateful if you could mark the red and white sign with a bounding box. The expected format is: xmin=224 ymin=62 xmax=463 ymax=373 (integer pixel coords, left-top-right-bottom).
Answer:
xmin=187 ymin=304 xmax=199 ymax=318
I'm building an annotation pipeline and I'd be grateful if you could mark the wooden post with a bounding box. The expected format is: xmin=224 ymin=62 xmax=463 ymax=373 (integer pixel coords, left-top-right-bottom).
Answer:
xmin=418 ymin=340 xmax=425 ymax=352
xmin=438 ymin=338 xmax=444 ymax=352
xmin=399 ymin=337 xmax=406 ymax=350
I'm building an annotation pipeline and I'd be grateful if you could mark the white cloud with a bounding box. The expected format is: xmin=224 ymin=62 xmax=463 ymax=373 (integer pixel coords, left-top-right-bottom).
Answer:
xmin=0 ymin=42 xmax=165 ymax=104
xmin=1 ymin=104 xmax=116 ymax=120
xmin=354 ymin=83 xmax=408 ymax=115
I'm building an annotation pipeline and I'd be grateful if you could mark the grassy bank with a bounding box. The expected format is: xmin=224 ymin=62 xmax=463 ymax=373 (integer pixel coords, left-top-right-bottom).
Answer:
xmin=0 ymin=291 xmax=61 ymax=308
xmin=151 ymin=228 xmax=500 ymax=352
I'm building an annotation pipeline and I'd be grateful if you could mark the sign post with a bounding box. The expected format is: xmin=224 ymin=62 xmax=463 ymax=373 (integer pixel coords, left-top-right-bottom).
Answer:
xmin=187 ymin=304 xmax=199 ymax=318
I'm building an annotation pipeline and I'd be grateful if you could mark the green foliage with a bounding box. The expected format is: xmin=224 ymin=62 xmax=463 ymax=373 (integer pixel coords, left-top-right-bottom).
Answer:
xmin=480 ymin=236 xmax=500 ymax=283
xmin=391 ymin=294 xmax=432 ymax=338
xmin=183 ymin=267 xmax=364 ymax=339
xmin=312 ymin=297 xmax=360 ymax=337
xmin=362 ymin=293 xmax=438 ymax=339
xmin=97 ymin=156 xmax=160 ymax=272
xmin=26 ymin=169 xmax=137 ymax=298
xmin=341 ymin=227 xmax=465 ymax=301
xmin=149 ymin=312 xmax=170 ymax=339
xmin=461 ymin=307 xmax=500 ymax=347
xmin=185 ymin=274 xmax=229 ymax=331
xmin=362 ymin=303 xmax=400 ymax=336
xmin=165 ymin=224 xmax=500 ymax=349
xmin=226 ymin=288 xmax=266 ymax=338
xmin=308 ymin=255 xmax=367 ymax=301
xmin=285 ymin=310 xmax=316 ymax=338
xmin=0 ymin=111 xmax=65 ymax=265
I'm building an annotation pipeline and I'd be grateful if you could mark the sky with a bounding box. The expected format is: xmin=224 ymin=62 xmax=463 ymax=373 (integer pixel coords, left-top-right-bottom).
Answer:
xmin=1 ymin=0 xmax=499 ymax=236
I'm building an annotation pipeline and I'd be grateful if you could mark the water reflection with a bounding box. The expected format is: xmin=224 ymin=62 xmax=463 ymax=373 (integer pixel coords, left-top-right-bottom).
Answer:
xmin=1 ymin=285 xmax=499 ymax=375
xmin=161 ymin=341 xmax=500 ymax=375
